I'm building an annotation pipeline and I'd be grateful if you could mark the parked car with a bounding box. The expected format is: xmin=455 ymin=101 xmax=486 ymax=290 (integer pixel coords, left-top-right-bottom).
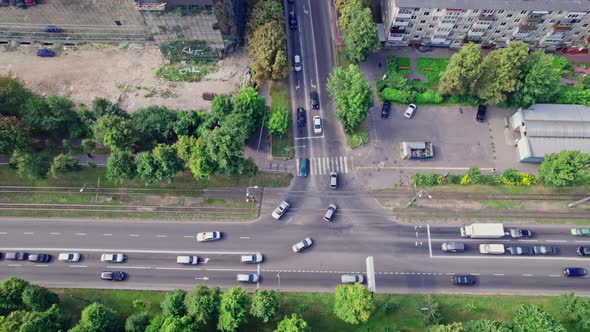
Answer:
xmin=101 ymin=271 xmax=126 ymax=281
xmin=292 ymin=237 xmax=313 ymax=253
xmin=341 ymin=275 xmax=364 ymax=284
xmin=0 ymin=0 xmax=9 ymax=7
xmin=58 ymin=253 xmax=81 ymax=262
xmin=28 ymin=253 xmax=51 ymax=263
xmin=452 ymin=275 xmax=476 ymax=285
xmin=294 ymin=55 xmax=302 ymax=72
xmin=563 ymin=267 xmax=587 ymax=277
xmin=509 ymin=228 xmax=532 ymax=238
xmin=44 ymin=25 xmax=63 ymax=33
xmin=403 ymin=104 xmax=417 ymax=118
xmin=36 ymin=49 xmax=56 ymax=57
xmin=313 ymin=116 xmax=322 ymax=134
xmin=5 ymin=252 xmax=26 ymax=261
xmin=533 ymin=245 xmax=558 ymax=255
xmin=310 ymin=91 xmax=319 ymax=109
xmin=289 ymin=10 xmax=297 ymax=29
xmin=418 ymin=45 xmax=433 ymax=53
xmin=571 ymin=228 xmax=590 ymax=236
xmin=323 ymin=204 xmax=337 ymax=222
xmin=441 ymin=242 xmax=465 ymax=253
xmin=272 ymin=201 xmax=291 ymax=220
xmin=329 ymin=172 xmax=338 ymax=189
xmin=101 ymin=253 xmax=126 ymax=263
xmin=176 ymin=256 xmax=199 ymax=265
xmin=241 ymin=254 xmax=263 ymax=264
xmin=237 ymin=273 xmax=259 ymax=283
xmin=381 ymin=101 xmax=391 ymax=118
xmin=576 ymin=247 xmax=590 ymax=256
xmin=299 ymin=158 xmax=308 ymax=177
xmin=476 ymin=105 xmax=487 ymax=122
xmin=507 ymin=246 xmax=533 ymax=255
xmin=196 ymin=232 xmax=221 ymax=242
xmin=297 ymin=107 xmax=306 ymax=127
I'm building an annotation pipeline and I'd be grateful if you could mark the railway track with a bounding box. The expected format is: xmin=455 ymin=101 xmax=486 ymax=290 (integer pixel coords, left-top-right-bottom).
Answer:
xmin=395 ymin=207 xmax=590 ymax=220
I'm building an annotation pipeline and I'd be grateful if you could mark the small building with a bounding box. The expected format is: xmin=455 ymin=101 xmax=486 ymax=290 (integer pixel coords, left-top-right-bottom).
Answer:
xmin=509 ymin=104 xmax=590 ymax=163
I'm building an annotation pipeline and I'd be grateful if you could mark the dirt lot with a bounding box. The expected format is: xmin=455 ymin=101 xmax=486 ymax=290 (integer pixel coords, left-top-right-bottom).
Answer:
xmin=0 ymin=44 xmax=251 ymax=112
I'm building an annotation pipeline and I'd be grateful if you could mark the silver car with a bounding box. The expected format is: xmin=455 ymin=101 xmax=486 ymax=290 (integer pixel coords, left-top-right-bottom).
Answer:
xmin=58 ymin=253 xmax=81 ymax=262
xmin=441 ymin=242 xmax=465 ymax=252
xmin=196 ymin=231 xmax=221 ymax=242
xmin=241 ymin=253 xmax=263 ymax=264
xmin=237 ymin=273 xmax=259 ymax=283
xmin=404 ymin=103 xmax=417 ymax=118
xmin=272 ymin=201 xmax=291 ymax=220
xmin=341 ymin=274 xmax=364 ymax=284
xmin=292 ymin=237 xmax=313 ymax=253
xmin=100 ymin=253 xmax=126 ymax=263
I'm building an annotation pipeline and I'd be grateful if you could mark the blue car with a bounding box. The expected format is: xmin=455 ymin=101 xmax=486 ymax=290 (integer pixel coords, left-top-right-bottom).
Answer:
xmin=289 ymin=11 xmax=297 ymax=30
xmin=37 ymin=49 xmax=56 ymax=57
xmin=45 ymin=25 xmax=63 ymax=33
xmin=299 ymin=158 xmax=308 ymax=177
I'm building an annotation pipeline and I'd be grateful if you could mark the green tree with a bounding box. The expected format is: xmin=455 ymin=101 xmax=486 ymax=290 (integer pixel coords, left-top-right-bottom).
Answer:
xmin=247 ymin=0 xmax=284 ymax=40
xmin=250 ymin=21 xmax=289 ymax=85
xmin=340 ymin=2 xmax=380 ymax=63
xmin=176 ymin=135 xmax=199 ymax=162
xmin=49 ymin=153 xmax=81 ymax=177
xmin=438 ymin=43 xmax=482 ymax=96
xmin=463 ymin=320 xmax=512 ymax=332
xmin=21 ymin=96 xmax=78 ymax=138
xmin=334 ymin=284 xmax=374 ymax=325
xmin=326 ymin=64 xmax=374 ymax=133
xmin=81 ymin=138 xmax=97 ymax=155
xmin=93 ymin=115 xmax=137 ymax=151
xmin=188 ymin=136 xmax=217 ymax=179
xmin=250 ymin=290 xmax=279 ymax=323
xmin=0 ymin=310 xmax=40 ymax=331
xmin=0 ymin=116 xmax=33 ymax=155
xmin=184 ymin=285 xmax=220 ymax=325
xmin=429 ymin=322 xmax=464 ymax=332
xmin=125 ymin=312 xmax=151 ymax=332
xmin=558 ymin=293 xmax=590 ymax=331
xmin=420 ymin=295 xmax=442 ymax=326
xmin=173 ymin=110 xmax=202 ymax=137
xmin=217 ymin=286 xmax=249 ymax=332
xmin=0 ymin=277 xmax=30 ymax=312
xmin=21 ymin=285 xmax=59 ymax=312
xmin=335 ymin=0 xmax=372 ymax=15
xmin=513 ymin=50 xmax=563 ymax=106
xmin=106 ymin=150 xmax=136 ymax=184
xmin=21 ymin=303 xmax=63 ymax=332
xmin=232 ymin=86 xmax=266 ymax=136
xmin=474 ymin=42 xmax=530 ymax=104
xmin=275 ymin=313 xmax=311 ymax=332
xmin=0 ymin=74 xmax=31 ymax=116
xmin=205 ymin=126 xmax=245 ymax=177
xmin=214 ymin=0 xmax=236 ymax=36
xmin=89 ymin=98 xmax=127 ymax=120
xmin=538 ymin=150 xmax=590 ymax=186
xmin=211 ymin=94 xmax=234 ymax=118
xmin=135 ymin=144 xmax=183 ymax=185
xmin=512 ymin=304 xmax=566 ymax=332
xmin=130 ymin=106 xmax=178 ymax=148
xmin=160 ymin=289 xmax=187 ymax=318
xmin=266 ymin=106 xmax=289 ymax=138
xmin=159 ymin=316 xmax=197 ymax=332
xmin=10 ymin=150 xmax=50 ymax=181
xmin=70 ymin=303 xmax=120 ymax=332
xmin=144 ymin=314 xmax=166 ymax=332
xmin=62 ymin=139 xmax=73 ymax=153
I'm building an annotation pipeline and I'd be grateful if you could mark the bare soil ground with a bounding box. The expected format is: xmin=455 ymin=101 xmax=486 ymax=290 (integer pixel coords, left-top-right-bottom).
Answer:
xmin=0 ymin=43 xmax=251 ymax=112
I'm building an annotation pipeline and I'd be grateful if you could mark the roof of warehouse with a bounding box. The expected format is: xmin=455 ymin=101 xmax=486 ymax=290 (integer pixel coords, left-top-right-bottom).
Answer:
xmin=395 ymin=0 xmax=590 ymax=12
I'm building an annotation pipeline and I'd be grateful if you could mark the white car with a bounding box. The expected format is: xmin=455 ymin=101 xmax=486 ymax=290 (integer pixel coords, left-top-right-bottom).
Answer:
xmin=100 ymin=253 xmax=126 ymax=263
xmin=176 ymin=255 xmax=199 ymax=265
xmin=341 ymin=274 xmax=365 ymax=284
xmin=272 ymin=201 xmax=291 ymax=219
xmin=58 ymin=252 xmax=81 ymax=262
xmin=196 ymin=231 xmax=221 ymax=242
xmin=237 ymin=273 xmax=259 ymax=283
xmin=292 ymin=237 xmax=313 ymax=253
xmin=404 ymin=103 xmax=417 ymax=118
xmin=241 ymin=253 xmax=263 ymax=264
xmin=294 ymin=55 xmax=302 ymax=72
xmin=313 ymin=116 xmax=322 ymax=134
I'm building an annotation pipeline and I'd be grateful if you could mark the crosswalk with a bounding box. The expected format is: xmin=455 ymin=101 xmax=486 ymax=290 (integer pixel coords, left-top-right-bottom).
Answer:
xmin=298 ymin=156 xmax=350 ymax=176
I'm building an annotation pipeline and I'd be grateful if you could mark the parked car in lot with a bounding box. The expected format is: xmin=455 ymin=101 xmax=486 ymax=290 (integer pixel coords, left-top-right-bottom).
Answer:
xmin=323 ymin=204 xmax=337 ymax=222
xmin=101 ymin=271 xmax=126 ymax=281
xmin=341 ymin=274 xmax=364 ymax=284
xmin=476 ymin=104 xmax=487 ymax=122
xmin=310 ymin=91 xmax=319 ymax=109
xmin=272 ymin=201 xmax=291 ymax=220
xmin=297 ymin=107 xmax=306 ymax=127
xmin=571 ymin=228 xmax=590 ymax=236
xmin=294 ymin=55 xmax=302 ymax=72
xmin=452 ymin=275 xmax=476 ymax=285
xmin=292 ymin=237 xmax=313 ymax=253
xmin=563 ymin=267 xmax=587 ymax=277
xmin=176 ymin=255 xmax=199 ymax=265
xmin=533 ymin=245 xmax=558 ymax=255
xmin=196 ymin=232 xmax=221 ymax=242
xmin=36 ymin=49 xmax=56 ymax=57
xmin=576 ymin=247 xmax=590 ymax=256
xmin=381 ymin=101 xmax=391 ymax=118
xmin=329 ymin=172 xmax=338 ymax=189
xmin=237 ymin=273 xmax=259 ymax=283
xmin=509 ymin=228 xmax=533 ymax=238
xmin=241 ymin=254 xmax=263 ymax=264
xmin=403 ymin=103 xmax=417 ymax=118
xmin=101 ymin=253 xmax=126 ymax=263
xmin=58 ymin=253 xmax=81 ymax=262
xmin=5 ymin=252 xmax=26 ymax=261
xmin=299 ymin=158 xmax=308 ymax=177
xmin=28 ymin=253 xmax=51 ymax=263
xmin=507 ymin=246 xmax=533 ymax=255
xmin=441 ymin=242 xmax=465 ymax=253
xmin=313 ymin=116 xmax=322 ymax=134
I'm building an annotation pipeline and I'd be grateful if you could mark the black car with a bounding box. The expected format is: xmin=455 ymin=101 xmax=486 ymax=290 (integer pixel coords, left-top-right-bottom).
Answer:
xmin=452 ymin=275 xmax=476 ymax=285
xmin=310 ymin=91 xmax=319 ymax=110
xmin=381 ymin=101 xmax=391 ymax=118
xmin=289 ymin=11 xmax=297 ymax=30
xmin=28 ymin=253 xmax=51 ymax=263
xmin=507 ymin=246 xmax=533 ymax=255
xmin=101 ymin=271 xmax=126 ymax=281
xmin=297 ymin=108 xmax=306 ymax=127
xmin=476 ymin=105 xmax=487 ymax=122
xmin=6 ymin=252 xmax=27 ymax=261
xmin=563 ymin=267 xmax=587 ymax=277
xmin=577 ymin=247 xmax=590 ymax=256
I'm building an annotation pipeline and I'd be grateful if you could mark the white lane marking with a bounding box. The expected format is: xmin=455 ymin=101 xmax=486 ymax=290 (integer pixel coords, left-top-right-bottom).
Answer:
xmin=103 ymin=234 xmax=112 ymax=236
xmin=156 ymin=235 xmax=167 ymax=238
xmin=75 ymin=233 xmax=87 ymax=236
xmin=0 ymin=248 xmax=260 ymax=255
xmin=493 ymin=273 xmax=505 ymax=276
xmin=295 ymin=135 xmax=324 ymax=140
xmin=344 ymin=157 xmax=348 ymax=173
xmin=0 ymin=232 xmax=7 ymax=235
xmin=522 ymin=274 xmax=534 ymax=276
xmin=50 ymin=232 xmax=61 ymax=235
xmin=549 ymin=274 xmax=561 ymax=277
xmin=427 ymin=224 xmax=432 ymax=258
xmin=156 ymin=267 xmax=203 ymax=271
xmin=240 ymin=237 xmax=250 ymax=239
xmin=432 ymin=255 xmax=590 ymax=261
xmin=548 ymin=240 xmax=567 ymax=243
xmin=129 ymin=234 xmax=140 ymax=237
xmin=183 ymin=236 xmax=194 ymax=238
xmin=107 ymin=266 xmax=151 ymax=270
xmin=574 ymin=241 xmax=590 ymax=243
xmin=23 ymin=232 xmax=34 ymax=235
xmin=7 ymin=264 xmax=21 ymax=267
xmin=257 ymin=263 xmax=261 ymax=289
xmin=517 ymin=239 xmax=538 ymax=242
xmin=445 ymin=272 xmax=454 ymax=275
xmin=470 ymin=273 xmax=481 ymax=276
xmin=206 ymin=268 xmax=257 ymax=272
xmin=34 ymin=264 xmax=49 ymax=267
xmin=69 ymin=265 xmax=88 ymax=268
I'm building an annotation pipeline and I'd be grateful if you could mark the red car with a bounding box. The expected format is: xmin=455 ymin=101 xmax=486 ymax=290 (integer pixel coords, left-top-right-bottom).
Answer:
xmin=25 ymin=0 xmax=35 ymax=5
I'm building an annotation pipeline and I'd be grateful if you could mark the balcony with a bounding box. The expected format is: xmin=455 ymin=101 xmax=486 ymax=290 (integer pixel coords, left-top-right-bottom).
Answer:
xmin=397 ymin=12 xmax=412 ymax=19
xmin=512 ymin=28 xmax=532 ymax=38
xmin=392 ymin=19 xmax=410 ymax=27
xmin=390 ymin=26 xmax=406 ymax=34
xmin=526 ymin=16 xmax=543 ymax=23
xmin=553 ymin=23 xmax=573 ymax=31
xmin=478 ymin=13 xmax=495 ymax=21
xmin=468 ymin=29 xmax=486 ymax=37
xmin=473 ymin=21 xmax=493 ymax=29
xmin=388 ymin=33 xmax=404 ymax=42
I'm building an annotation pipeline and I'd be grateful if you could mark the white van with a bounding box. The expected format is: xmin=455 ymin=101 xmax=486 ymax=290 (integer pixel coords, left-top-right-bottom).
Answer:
xmin=479 ymin=244 xmax=505 ymax=254
xmin=176 ymin=255 xmax=199 ymax=264
xmin=294 ymin=55 xmax=302 ymax=72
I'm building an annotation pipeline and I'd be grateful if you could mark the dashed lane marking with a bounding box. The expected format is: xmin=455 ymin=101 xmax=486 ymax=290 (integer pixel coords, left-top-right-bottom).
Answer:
xmin=75 ymin=233 xmax=87 ymax=236
xmin=129 ymin=234 xmax=140 ymax=237
xmin=103 ymin=234 xmax=112 ymax=236
xmin=156 ymin=235 xmax=167 ymax=238
xmin=50 ymin=232 xmax=61 ymax=235
xmin=69 ymin=265 xmax=88 ymax=268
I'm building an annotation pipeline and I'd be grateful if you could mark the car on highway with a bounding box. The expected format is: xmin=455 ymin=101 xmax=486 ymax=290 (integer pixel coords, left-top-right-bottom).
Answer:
xmin=196 ymin=231 xmax=221 ymax=242
xmin=330 ymin=172 xmax=338 ymax=189
xmin=237 ymin=273 xmax=259 ymax=283
xmin=381 ymin=101 xmax=391 ymax=118
xmin=313 ymin=116 xmax=322 ymax=134
xmin=507 ymin=246 xmax=533 ymax=255
xmin=441 ymin=242 xmax=465 ymax=253
xmin=176 ymin=255 xmax=199 ymax=265
xmin=576 ymin=247 xmax=590 ymax=256
xmin=292 ymin=237 xmax=313 ymax=253
xmin=508 ymin=228 xmax=532 ymax=238
xmin=28 ymin=253 xmax=51 ymax=263
xmin=241 ymin=253 xmax=263 ymax=264
xmin=310 ymin=91 xmax=319 ymax=109
xmin=341 ymin=274 xmax=364 ymax=284
xmin=5 ymin=252 xmax=27 ymax=261
xmin=297 ymin=107 xmax=306 ymax=127
xmin=476 ymin=104 xmax=487 ymax=122
xmin=571 ymin=228 xmax=590 ymax=236
xmin=101 ymin=271 xmax=126 ymax=281
xmin=45 ymin=25 xmax=63 ymax=33
xmin=299 ymin=158 xmax=308 ymax=177
xmin=289 ymin=10 xmax=297 ymax=29
xmin=403 ymin=103 xmax=417 ymax=119
xmin=563 ymin=267 xmax=587 ymax=277
xmin=533 ymin=245 xmax=558 ymax=255
xmin=272 ymin=201 xmax=291 ymax=220
xmin=452 ymin=275 xmax=476 ymax=285
xmin=101 ymin=253 xmax=126 ymax=263
xmin=323 ymin=204 xmax=337 ymax=222
xmin=294 ymin=55 xmax=302 ymax=72
xmin=36 ymin=49 xmax=56 ymax=57
xmin=58 ymin=252 xmax=81 ymax=262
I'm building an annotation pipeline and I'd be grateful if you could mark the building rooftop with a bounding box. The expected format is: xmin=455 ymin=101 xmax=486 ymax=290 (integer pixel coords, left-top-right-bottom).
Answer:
xmin=395 ymin=0 xmax=590 ymax=12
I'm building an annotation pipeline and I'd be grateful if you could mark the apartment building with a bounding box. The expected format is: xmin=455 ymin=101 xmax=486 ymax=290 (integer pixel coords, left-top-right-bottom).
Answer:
xmin=381 ymin=0 xmax=590 ymax=50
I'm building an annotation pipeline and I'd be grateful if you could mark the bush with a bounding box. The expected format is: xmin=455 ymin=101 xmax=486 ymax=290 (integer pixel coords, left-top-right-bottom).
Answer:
xmin=384 ymin=301 xmax=397 ymax=313
xmin=501 ymin=168 xmax=521 ymax=185
xmin=411 ymin=173 xmax=439 ymax=186
xmin=381 ymin=87 xmax=415 ymax=103
xmin=414 ymin=89 xmax=444 ymax=104
xmin=460 ymin=167 xmax=482 ymax=185
xmin=444 ymin=94 xmax=479 ymax=105
xmin=479 ymin=174 xmax=501 ymax=185
xmin=447 ymin=174 xmax=462 ymax=184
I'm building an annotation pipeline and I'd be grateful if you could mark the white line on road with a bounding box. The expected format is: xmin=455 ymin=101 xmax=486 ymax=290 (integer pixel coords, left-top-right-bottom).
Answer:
xmin=493 ymin=273 xmax=505 ymax=276
xmin=23 ymin=232 xmax=34 ymax=235
xmin=50 ymin=232 xmax=61 ymax=235
xmin=431 ymin=255 xmax=590 ymax=261
xmin=107 ymin=266 xmax=151 ymax=270
xmin=574 ymin=241 xmax=590 ymax=243
xmin=75 ymin=233 xmax=87 ymax=236
xmin=69 ymin=265 xmax=88 ymax=268
xmin=295 ymin=135 xmax=324 ymax=140
xmin=34 ymin=264 xmax=48 ymax=267
xmin=156 ymin=235 xmax=167 ymax=238
xmin=0 ymin=232 xmax=7 ymax=235
xmin=517 ymin=239 xmax=538 ymax=242
xmin=7 ymin=264 xmax=21 ymax=267
xmin=427 ymin=224 xmax=432 ymax=258
xmin=156 ymin=267 xmax=202 ymax=271
xmin=206 ymin=268 xmax=257 ymax=272
xmin=547 ymin=240 xmax=567 ymax=243
xmin=183 ymin=236 xmax=194 ymax=238
xmin=240 ymin=237 xmax=250 ymax=239
xmin=522 ymin=274 xmax=534 ymax=276
xmin=470 ymin=273 xmax=481 ymax=276
xmin=548 ymin=274 xmax=561 ymax=277
xmin=0 ymin=248 xmax=259 ymax=255
xmin=129 ymin=234 xmax=140 ymax=237
xmin=445 ymin=272 xmax=454 ymax=275
xmin=103 ymin=234 xmax=112 ymax=236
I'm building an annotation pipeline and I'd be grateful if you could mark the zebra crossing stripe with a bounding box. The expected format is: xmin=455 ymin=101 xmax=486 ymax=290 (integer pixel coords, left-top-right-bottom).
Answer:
xmin=344 ymin=157 xmax=348 ymax=173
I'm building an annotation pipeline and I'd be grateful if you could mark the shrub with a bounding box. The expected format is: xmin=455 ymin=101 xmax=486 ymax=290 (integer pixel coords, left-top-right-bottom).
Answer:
xmin=501 ymin=168 xmax=521 ymax=185
xmin=415 ymin=89 xmax=444 ymax=104
xmin=480 ymin=174 xmax=501 ymax=185
xmin=447 ymin=174 xmax=462 ymax=184
xmin=521 ymin=173 xmax=537 ymax=186
xmin=411 ymin=173 xmax=439 ymax=186
xmin=384 ymin=301 xmax=397 ymax=313
xmin=386 ymin=56 xmax=400 ymax=75
xmin=381 ymin=87 xmax=415 ymax=103
xmin=461 ymin=167 xmax=482 ymax=185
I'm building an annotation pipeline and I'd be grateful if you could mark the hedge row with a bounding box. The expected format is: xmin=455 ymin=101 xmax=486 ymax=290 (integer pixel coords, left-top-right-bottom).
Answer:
xmin=411 ymin=167 xmax=537 ymax=186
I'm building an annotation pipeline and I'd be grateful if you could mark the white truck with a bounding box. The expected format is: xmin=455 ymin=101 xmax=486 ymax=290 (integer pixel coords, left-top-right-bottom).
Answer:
xmin=479 ymin=244 xmax=505 ymax=254
xmin=460 ymin=223 xmax=505 ymax=239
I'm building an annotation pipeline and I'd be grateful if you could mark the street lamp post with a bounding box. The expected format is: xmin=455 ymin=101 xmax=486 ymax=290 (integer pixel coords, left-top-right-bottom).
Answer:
xmin=408 ymin=189 xmax=432 ymax=206
xmin=80 ymin=178 xmax=112 ymax=201
xmin=276 ymin=272 xmax=281 ymax=292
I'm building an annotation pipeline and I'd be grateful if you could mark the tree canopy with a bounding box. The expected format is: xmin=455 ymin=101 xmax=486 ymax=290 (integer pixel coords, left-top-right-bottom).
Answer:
xmin=106 ymin=150 xmax=137 ymax=184
xmin=160 ymin=289 xmax=187 ymax=318
xmin=217 ymin=287 xmax=249 ymax=332
xmin=333 ymin=284 xmax=374 ymax=325
xmin=538 ymin=150 xmax=590 ymax=186
xmin=512 ymin=304 xmax=567 ymax=332
xmin=266 ymin=106 xmax=289 ymax=138
xmin=339 ymin=2 xmax=380 ymax=63
xmin=438 ymin=43 xmax=482 ymax=96
xmin=130 ymin=106 xmax=178 ymax=148
xmin=250 ymin=290 xmax=279 ymax=323
xmin=275 ymin=313 xmax=311 ymax=332
xmin=184 ymin=286 xmax=220 ymax=325
xmin=71 ymin=303 xmax=120 ymax=332
xmin=249 ymin=21 xmax=289 ymax=85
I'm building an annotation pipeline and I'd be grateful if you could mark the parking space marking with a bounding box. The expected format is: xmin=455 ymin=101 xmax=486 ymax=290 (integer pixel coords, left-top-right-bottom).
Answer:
xmin=344 ymin=157 xmax=348 ymax=173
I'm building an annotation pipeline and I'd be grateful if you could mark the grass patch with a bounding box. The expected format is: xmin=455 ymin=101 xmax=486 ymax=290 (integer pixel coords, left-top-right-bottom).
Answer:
xmin=269 ymin=80 xmax=295 ymax=159
xmin=0 ymin=193 xmax=120 ymax=205
xmin=480 ymin=200 xmax=523 ymax=209
xmin=156 ymin=61 xmax=216 ymax=82
xmin=336 ymin=45 xmax=350 ymax=67
xmin=346 ymin=126 xmax=369 ymax=149
xmin=0 ymin=210 xmax=257 ymax=220
xmin=203 ymin=198 xmax=252 ymax=208
xmin=397 ymin=57 xmax=412 ymax=74
xmin=416 ymin=57 xmax=450 ymax=87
